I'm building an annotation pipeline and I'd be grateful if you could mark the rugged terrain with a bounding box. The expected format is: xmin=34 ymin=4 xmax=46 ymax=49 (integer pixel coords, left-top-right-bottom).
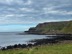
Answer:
xmin=25 ymin=20 xmax=72 ymax=35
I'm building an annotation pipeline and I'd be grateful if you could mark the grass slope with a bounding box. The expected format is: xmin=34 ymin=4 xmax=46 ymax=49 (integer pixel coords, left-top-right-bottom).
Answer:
xmin=62 ymin=21 xmax=72 ymax=34
xmin=0 ymin=43 xmax=72 ymax=54
xmin=27 ymin=21 xmax=72 ymax=34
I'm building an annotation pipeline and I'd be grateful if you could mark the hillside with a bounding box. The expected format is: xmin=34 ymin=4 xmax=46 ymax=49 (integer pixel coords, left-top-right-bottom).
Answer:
xmin=62 ymin=21 xmax=72 ymax=34
xmin=25 ymin=20 xmax=72 ymax=35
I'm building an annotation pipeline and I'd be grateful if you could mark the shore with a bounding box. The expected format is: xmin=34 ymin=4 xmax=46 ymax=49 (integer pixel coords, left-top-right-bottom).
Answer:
xmin=1 ymin=34 xmax=72 ymax=50
xmin=0 ymin=40 xmax=72 ymax=54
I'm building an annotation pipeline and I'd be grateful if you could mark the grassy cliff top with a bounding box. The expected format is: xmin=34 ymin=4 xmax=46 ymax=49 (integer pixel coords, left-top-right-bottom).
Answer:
xmin=26 ymin=20 xmax=72 ymax=34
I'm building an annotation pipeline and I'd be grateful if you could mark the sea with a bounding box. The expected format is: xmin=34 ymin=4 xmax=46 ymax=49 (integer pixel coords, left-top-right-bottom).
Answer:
xmin=0 ymin=32 xmax=52 ymax=47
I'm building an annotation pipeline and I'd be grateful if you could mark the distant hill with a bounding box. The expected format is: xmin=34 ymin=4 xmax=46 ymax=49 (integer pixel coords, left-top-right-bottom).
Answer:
xmin=25 ymin=20 xmax=72 ymax=35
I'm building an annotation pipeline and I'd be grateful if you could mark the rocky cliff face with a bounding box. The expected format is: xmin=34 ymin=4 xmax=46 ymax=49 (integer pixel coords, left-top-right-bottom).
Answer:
xmin=25 ymin=21 xmax=72 ymax=35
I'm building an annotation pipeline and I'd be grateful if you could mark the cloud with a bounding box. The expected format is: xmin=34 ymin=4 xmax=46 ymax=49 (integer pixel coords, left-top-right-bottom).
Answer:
xmin=43 ymin=8 xmax=72 ymax=15
xmin=0 ymin=0 xmax=71 ymax=25
xmin=43 ymin=3 xmax=72 ymax=15
xmin=19 ymin=8 xmax=35 ymax=12
xmin=0 ymin=0 xmax=32 ymax=5
xmin=24 ymin=0 xmax=32 ymax=5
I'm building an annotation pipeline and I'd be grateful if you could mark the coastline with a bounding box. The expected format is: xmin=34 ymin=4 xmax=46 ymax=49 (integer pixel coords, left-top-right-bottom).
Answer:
xmin=25 ymin=20 xmax=72 ymax=35
xmin=1 ymin=34 xmax=72 ymax=50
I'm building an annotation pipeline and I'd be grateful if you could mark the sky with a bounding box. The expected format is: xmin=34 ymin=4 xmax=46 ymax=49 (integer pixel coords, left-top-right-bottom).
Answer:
xmin=0 ymin=0 xmax=72 ymax=32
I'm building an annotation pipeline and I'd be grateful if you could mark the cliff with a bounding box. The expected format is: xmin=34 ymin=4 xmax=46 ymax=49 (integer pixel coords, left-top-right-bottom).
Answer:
xmin=25 ymin=20 xmax=72 ymax=35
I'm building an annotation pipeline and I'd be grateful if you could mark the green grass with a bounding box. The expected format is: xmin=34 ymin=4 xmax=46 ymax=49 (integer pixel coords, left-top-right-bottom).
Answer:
xmin=0 ymin=43 xmax=72 ymax=54
xmin=62 ymin=21 xmax=72 ymax=34
xmin=29 ymin=21 xmax=72 ymax=34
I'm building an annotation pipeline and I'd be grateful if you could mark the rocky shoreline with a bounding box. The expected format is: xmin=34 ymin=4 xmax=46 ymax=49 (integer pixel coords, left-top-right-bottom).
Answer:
xmin=1 ymin=34 xmax=72 ymax=50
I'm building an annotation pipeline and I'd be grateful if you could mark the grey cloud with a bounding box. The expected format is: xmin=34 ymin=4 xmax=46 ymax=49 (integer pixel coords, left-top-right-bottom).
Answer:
xmin=0 ymin=0 xmax=72 ymax=24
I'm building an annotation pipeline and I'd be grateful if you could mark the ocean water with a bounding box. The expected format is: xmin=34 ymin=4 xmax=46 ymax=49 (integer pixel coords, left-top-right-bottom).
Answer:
xmin=0 ymin=32 xmax=48 ymax=47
